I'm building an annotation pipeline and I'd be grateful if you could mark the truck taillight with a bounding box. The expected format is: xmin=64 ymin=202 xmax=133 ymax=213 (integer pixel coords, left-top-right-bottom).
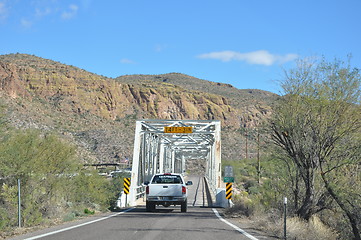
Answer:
xmin=182 ymin=186 xmax=186 ymax=194
xmin=146 ymin=186 xmax=149 ymax=194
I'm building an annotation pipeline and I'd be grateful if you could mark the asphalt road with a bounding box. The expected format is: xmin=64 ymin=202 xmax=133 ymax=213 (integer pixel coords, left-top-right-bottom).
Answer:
xmin=9 ymin=176 xmax=275 ymax=240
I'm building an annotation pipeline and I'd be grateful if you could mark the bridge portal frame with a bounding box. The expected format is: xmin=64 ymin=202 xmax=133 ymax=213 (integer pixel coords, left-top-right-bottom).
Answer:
xmin=128 ymin=119 xmax=221 ymax=206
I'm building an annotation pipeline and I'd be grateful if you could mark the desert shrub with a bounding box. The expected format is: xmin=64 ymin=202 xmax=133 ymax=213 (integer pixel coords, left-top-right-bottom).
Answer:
xmin=225 ymin=154 xmax=341 ymax=239
xmin=0 ymin=129 xmax=117 ymax=231
xmin=62 ymin=212 xmax=76 ymax=222
xmin=246 ymin=210 xmax=338 ymax=240
xmin=225 ymin=191 xmax=257 ymax=217
xmin=0 ymin=183 xmax=18 ymax=229
xmin=280 ymin=216 xmax=337 ymax=240
xmin=318 ymin=209 xmax=356 ymax=240
xmin=84 ymin=208 xmax=95 ymax=215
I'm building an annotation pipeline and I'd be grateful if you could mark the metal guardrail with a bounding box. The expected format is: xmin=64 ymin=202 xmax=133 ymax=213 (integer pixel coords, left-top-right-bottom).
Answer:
xmin=135 ymin=185 xmax=145 ymax=199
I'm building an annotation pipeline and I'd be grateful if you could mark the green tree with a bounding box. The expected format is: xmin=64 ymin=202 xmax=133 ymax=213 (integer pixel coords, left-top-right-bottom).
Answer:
xmin=0 ymin=128 xmax=118 ymax=230
xmin=269 ymin=57 xmax=361 ymax=239
xmin=0 ymin=129 xmax=79 ymax=226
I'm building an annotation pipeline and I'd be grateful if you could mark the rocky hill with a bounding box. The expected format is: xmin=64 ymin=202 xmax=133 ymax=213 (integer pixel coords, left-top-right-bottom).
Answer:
xmin=0 ymin=53 xmax=278 ymax=163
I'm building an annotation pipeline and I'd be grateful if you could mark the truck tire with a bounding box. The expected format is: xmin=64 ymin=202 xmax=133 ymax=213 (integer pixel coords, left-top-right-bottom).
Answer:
xmin=181 ymin=201 xmax=187 ymax=212
xmin=146 ymin=201 xmax=155 ymax=212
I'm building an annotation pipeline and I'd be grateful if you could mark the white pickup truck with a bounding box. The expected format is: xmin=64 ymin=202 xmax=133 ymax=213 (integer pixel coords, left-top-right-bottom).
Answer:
xmin=144 ymin=173 xmax=193 ymax=212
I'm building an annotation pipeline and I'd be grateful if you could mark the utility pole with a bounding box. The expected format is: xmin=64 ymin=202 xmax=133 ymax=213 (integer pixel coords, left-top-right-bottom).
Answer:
xmin=257 ymin=131 xmax=261 ymax=184
xmin=18 ymin=179 xmax=21 ymax=228
xmin=245 ymin=128 xmax=248 ymax=159
xmin=284 ymin=197 xmax=287 ymax=240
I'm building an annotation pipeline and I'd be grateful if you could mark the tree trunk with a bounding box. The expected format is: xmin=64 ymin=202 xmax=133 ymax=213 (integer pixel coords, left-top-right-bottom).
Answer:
xmin=296 ymin=169 xmax=316 ymax=220
xmin=294 ymin=169 xmax=299 ymax=211
xmin=321 ymin=173 xmax=361 ymax=240
xmin=348 ymin=213 xmax=361 ymax=240
xmin=296 ymin=184 xmax=314 ymax=220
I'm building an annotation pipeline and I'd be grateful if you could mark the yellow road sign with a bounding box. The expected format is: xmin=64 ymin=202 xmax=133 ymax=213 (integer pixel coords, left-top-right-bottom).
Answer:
xmin=124 ymin=177 xmax=131 ymax=195
xmin=226 ymin=182 xmax=232 ymax=199
xmin=164 ymin=126 xmax=193 ymax=134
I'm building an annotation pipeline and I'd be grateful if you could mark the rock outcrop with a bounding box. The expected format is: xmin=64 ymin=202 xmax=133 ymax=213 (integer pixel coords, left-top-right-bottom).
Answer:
xmin=0 ymin=53 xmax=277 ymax=162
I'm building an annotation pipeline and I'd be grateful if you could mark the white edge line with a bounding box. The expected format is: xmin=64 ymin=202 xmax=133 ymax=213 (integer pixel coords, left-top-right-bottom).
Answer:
xmin=212 ymin=208 xmax=259 ymax=240
xmin=25 ymin=208 xmax=135 ymax=240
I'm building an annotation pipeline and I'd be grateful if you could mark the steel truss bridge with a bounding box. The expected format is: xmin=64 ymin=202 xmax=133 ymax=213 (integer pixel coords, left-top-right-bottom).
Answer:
xmin=128 ymin=119 xmax=222 ymax=206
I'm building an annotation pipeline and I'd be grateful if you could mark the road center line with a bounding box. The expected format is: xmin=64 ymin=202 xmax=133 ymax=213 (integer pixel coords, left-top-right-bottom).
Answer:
xmin=212 ymin=208 xmax=259 ymax=240
xmin=25 ymin=208 xmax=135 ymax=240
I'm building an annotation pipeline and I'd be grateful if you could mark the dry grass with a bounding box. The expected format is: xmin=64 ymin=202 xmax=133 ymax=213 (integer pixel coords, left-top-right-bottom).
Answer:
xmin=249 ymin=212 xmax=339 ymax=240
xmin=225 ymin=194 xmax=339 ymax=239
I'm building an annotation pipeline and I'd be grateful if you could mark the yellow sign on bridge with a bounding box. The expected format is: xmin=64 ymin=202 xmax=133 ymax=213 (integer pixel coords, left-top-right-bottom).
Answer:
xmin=164 ymin=127 xmax=193 ymax=134
xmin=123 ymin=178 xmax=131 ymax=195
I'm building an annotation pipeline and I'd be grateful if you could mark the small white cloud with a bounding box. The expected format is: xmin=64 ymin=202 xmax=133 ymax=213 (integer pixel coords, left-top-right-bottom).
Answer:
xmin=0 ymin=1 xmax=8 ymax=22
xmin=197 ymin=50 xmax=298 ymax=66
xmin=61 ymin=4 xmax=78 ymax=20
xmin=70 ymin=4 xmax=79 ymax=11
xmin=155 ymin=44 xmax=167 ymax=52
xmin=120 ymin=58 xmax=136 ymax=64
xmin=21 ymin=18 xmax=33 ymax=28
xmin=35 ymin=7 xmax=52 ymax=17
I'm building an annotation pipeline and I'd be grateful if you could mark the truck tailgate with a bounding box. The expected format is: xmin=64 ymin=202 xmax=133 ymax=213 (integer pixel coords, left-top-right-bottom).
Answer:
xmin=148 ymin=184 xmax=183 ymax=197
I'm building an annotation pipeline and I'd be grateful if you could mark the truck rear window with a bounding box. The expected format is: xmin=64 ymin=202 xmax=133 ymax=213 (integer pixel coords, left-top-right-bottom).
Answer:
xmin=152 ymin=175 xmax=183 ymax=184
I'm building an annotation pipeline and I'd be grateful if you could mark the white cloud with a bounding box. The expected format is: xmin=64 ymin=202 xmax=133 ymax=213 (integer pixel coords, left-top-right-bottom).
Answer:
xmin=0 ymin=1 xmax=81 ymax=27
xmin=0 ymin=1 xmax=8 ymax=22
xmin=155 ymin=44 xmax=168 ymax=52
xmin=120 ymin=58 xmax=136 ymax=64
xmin=21 ymin=18 xmax=33 ymax=28
xmin=197 ymin=50 xmax=298 ymax=66
xmin=35 ymin=7 xmax=52 ymax=17
xmin=61 ymin=4 xmax=78 ymax=19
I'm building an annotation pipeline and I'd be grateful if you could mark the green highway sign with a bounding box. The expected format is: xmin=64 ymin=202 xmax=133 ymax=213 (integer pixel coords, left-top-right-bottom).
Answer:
xmin=223 ymin=177 xmax=234 ymax=183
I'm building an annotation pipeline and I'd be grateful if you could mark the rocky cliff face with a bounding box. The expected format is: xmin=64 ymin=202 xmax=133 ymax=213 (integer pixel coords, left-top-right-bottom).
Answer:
xmin=0 ymin=53 xmax=277 ymax=162
xmin=0 ymin=61 xmax=31 ymax=98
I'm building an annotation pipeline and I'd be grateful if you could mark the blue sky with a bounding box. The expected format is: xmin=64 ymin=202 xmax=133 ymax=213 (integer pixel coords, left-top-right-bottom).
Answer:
xmin=1 ymin=0 xmax=360 ymax=93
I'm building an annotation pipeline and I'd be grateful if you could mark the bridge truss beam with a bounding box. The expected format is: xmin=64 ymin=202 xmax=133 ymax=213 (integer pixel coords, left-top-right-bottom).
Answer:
xmin=129 ymin=119 xmax=221 ymax=206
